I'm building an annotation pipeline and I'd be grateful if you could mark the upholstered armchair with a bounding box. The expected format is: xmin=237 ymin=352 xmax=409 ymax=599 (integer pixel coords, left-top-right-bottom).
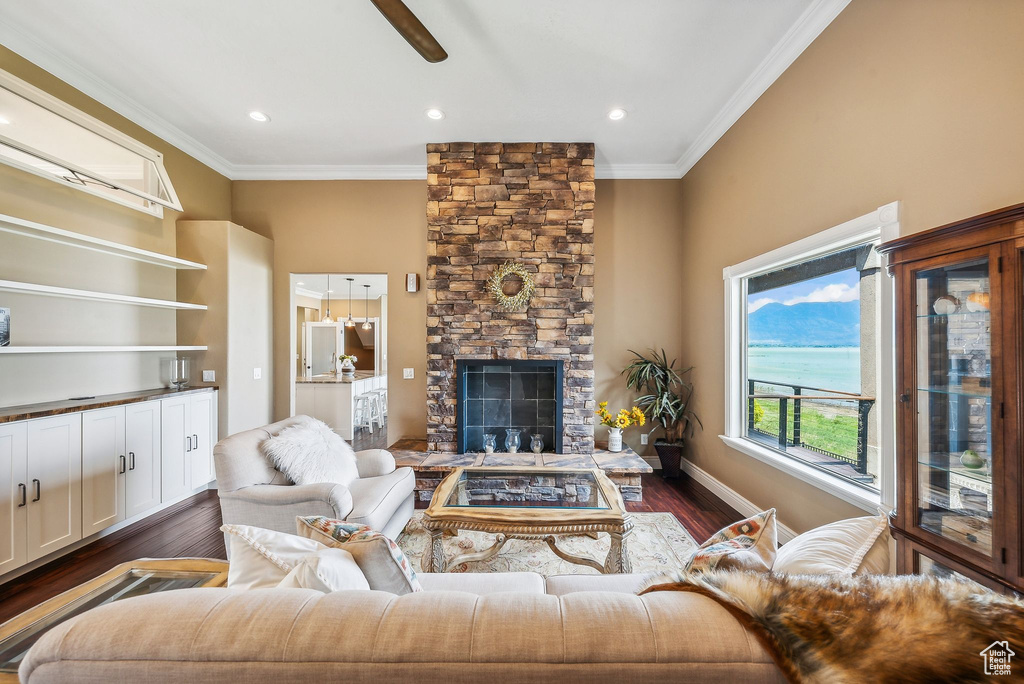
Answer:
xmin=213 ymin=416 xmax=415 ymax=541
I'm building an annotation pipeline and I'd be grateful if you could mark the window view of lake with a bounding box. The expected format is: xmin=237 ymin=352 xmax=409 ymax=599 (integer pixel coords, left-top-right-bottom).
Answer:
xmin=747 ymin=346 xmax=860 ymax=394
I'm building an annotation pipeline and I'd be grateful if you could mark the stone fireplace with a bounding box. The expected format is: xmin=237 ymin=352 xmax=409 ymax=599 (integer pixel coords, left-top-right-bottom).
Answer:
xmin=456 ymin=359 xmax=564 ymax=454
xmin=426 ymin=142 xmax=595 ymax=454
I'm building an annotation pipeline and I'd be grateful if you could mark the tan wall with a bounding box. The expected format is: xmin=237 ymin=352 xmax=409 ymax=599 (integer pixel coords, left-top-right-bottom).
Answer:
xmin=232 ymin=179 xmax=687 ymax=450
xmin=677 ymin=0 xmax=1024 ymax=532
xmin=593 ymin=180 xmax=686 ymax=459
xmin=0 ymin=46 xmax=231 ymax=407
xmin=176 ymin=221 xmax=274 ymax=438
xmin=231 ymin=181 xmax=428 ymax=444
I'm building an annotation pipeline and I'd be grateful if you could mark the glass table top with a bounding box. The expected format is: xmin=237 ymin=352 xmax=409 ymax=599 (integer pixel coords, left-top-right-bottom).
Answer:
xmin=444 ymin=468 xmax=610 ymax=509
xmin=0 ymin=569 xmax=219 ymax=674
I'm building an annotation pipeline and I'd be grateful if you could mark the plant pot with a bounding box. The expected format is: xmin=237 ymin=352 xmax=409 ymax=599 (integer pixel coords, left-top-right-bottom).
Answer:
xmin=607 ymin=427 xmax=623 ymax=452
xmin=654 ymin=439 xmax=684 ymax=478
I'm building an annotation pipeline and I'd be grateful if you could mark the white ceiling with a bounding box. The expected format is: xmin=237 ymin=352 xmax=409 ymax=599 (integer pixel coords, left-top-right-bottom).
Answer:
xmin=0 ymin=0 xmax=849 ymax=180
xmin=295 ymin=274 xmax=387 ymax=301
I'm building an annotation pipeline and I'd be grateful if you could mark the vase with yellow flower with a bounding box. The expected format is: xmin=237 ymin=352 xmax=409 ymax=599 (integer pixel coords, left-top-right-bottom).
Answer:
xmin=596 ymin=402 xmax=646 ymax=452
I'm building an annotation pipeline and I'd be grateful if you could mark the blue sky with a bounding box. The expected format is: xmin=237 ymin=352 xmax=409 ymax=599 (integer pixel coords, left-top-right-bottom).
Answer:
xmin=748 ymin=268 xmax=859 ymax=313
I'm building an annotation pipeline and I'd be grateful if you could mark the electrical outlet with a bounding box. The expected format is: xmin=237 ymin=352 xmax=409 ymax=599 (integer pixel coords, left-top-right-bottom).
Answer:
xmin=403 ymin=368 xmax=414 ymax=379
xmin=202 ymin=370 xmax=215 ymax=383
xmin=253 ymin=367 xmax=262 ymax=380
xmin=640 ymin=433 xmax=648 ymax=445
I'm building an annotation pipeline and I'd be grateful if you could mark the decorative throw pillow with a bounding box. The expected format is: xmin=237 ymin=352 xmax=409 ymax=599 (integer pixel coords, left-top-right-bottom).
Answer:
xmin=773 ymin=514 xmax=890 ymax=576
xmin=261 ymin=417 xmax=358 ymax=486
xmin=277 ymin=548 xmax=370 ymax=592
xmin=685 ymin=509 xmax=778 ymax=574
xmin=221 ymin=523 xmax=328 ymax=589
xmin=295 ymin=515 xmax=422 ymax=594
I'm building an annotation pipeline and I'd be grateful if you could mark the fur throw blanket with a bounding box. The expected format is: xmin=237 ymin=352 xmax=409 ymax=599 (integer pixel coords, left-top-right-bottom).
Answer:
xmin=641 ymin=570 xmax=1024 ymax=683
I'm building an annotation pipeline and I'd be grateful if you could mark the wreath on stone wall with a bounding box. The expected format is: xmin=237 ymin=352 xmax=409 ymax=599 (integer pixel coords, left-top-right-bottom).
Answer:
xmin=486 ymin=261 xmax=535 ymax=311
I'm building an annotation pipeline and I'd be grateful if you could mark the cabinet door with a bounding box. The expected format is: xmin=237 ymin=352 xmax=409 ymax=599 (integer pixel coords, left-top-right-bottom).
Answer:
xmin=0 ymin=423 xmax=27 ymax=575
xmin=125 ymin=401 xmax=162 ymax=518
xmin=189 ymin=392 xmax=214 ymax=489
xmin=160 ymin=396 xmax=190 ymax=502
xmin=904 ymin=246 xmax=1004 ymax=573
xmin=26 ymin=415 xmax=82 ymax=562
xmin=81 ymin=407 xmax=126 ymax=536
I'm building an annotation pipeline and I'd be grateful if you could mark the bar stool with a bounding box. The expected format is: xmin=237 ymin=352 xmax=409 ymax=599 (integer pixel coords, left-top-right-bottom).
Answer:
xmin=372 ymin=387 xmax=388 ymax=419
xmin=354 ymin=392 xmax=383 ymax=433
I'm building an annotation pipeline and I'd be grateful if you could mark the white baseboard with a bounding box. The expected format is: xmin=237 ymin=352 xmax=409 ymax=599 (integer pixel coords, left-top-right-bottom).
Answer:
xmin=680 ymin=458 xmax=798 ymax=543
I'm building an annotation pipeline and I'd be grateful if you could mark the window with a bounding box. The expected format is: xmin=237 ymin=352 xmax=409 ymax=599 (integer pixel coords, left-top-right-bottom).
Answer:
xmin=0 ymin=68 xmax=181 ymax=217
xmin=722 ymin=203 xmax=899 ymax=510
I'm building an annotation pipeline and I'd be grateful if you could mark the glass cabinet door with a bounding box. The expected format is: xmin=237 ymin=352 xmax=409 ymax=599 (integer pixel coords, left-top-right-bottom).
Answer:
xmin=914 ymin=255 xmax=996 ymax=561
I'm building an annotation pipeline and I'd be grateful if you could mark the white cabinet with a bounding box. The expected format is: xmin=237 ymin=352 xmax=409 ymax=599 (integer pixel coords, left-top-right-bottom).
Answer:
xmin=125 ymin=401 xmax=161 ymax=518
xmin=161 ymin=391 xmax=217 ymax=501
xmin=189 ymin=391 xmax=215 ymax=489
xmin=0 ymin=423 xmax=27 ymax=575
xmin=26 ymin=414 xmax=82 ymax=562
xmin=81 ymin=407 xmax=125 ymax=536
xmin=160 ymin=395 xmax=189 ymax=502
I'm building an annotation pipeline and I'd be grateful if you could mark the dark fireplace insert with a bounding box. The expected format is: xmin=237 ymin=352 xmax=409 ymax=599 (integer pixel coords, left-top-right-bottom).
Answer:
xmin=455 ymin=359 xmax=564 ymax=454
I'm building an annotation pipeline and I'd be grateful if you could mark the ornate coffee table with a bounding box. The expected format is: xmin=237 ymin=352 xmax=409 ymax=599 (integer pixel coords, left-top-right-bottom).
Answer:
xmin=422 ymin=466 xmax=634 ymax=574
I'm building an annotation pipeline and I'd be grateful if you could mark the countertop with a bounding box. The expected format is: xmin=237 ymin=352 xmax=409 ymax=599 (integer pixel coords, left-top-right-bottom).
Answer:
xmin=0 ymin=385 xmax=218 ymax=424
xmin=295 ymin=371 xmax=379 ymax=384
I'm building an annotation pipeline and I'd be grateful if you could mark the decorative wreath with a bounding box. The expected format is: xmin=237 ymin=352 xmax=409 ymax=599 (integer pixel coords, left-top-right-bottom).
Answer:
xmin=486 ymin=261 xmax=535 ymax=311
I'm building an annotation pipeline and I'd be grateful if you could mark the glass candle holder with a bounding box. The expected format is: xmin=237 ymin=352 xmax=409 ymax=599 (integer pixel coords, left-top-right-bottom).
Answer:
xmin=504 ymin=428 xmax=521 ymax=454
xmin=531 ymin=433 xmax=544 ymax=454
xmin=170 ymin=357 xmax=189 ymax=389
xmin=482 ymin=434 xmax=497 ymax=454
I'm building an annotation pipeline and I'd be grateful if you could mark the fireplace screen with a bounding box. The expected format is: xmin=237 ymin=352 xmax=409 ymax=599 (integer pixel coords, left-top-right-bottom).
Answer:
xmin=456 ymin=359 xmax=563 ymax=454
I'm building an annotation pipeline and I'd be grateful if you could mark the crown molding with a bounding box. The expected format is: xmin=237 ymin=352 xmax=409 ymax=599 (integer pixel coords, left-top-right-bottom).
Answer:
xmin=230 ymin=164 xmax=428 ymax=181
xmin=673 ymin=0 xmax=851 ymax=177
xmin=0 ymin=16 xmax=236 ymax=178
xmin=594 ymin=163 xmax=682 ymax=180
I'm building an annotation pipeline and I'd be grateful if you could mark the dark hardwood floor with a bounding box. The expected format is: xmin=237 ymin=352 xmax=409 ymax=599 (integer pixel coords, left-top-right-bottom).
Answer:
xmin=0 ymin=470 xmax=738 ymax=625
xmin=350 ymin=423 xmax=388 ymax=451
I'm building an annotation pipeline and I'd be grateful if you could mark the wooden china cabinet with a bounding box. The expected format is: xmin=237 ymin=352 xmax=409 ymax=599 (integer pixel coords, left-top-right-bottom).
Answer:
xmin=878 ymin=202 xmax=1024 ymax=595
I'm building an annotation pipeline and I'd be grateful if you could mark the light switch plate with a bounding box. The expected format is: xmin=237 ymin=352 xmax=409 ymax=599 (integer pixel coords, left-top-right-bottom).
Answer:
xmin=253 ymin=367 xmax=262 ymax=380
xmin=403 ymin=368 xmax=414 ymax=379
xmin=406 ymin=273 xmax=419 ymax=292
xmin=640 ymin=433 xmax=648 ymax=445
xmin=202 ymin=370 xmax=215 ymax=383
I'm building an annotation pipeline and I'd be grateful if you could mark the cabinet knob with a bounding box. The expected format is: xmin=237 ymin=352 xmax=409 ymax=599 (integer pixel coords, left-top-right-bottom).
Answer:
xmin=899 ymin=394 xmax=910 ymax=403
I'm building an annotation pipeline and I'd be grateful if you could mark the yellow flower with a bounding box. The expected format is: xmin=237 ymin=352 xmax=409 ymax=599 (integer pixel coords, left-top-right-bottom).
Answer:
xmin=599 ymin=401 xmax=608 ymax=408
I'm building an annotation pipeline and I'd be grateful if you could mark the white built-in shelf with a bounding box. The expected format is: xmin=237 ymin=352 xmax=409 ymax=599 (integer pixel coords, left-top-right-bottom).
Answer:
xmin=0 ymin=346 xmax=208 ymax=354
xmin=0 ymin=280 xmax=207 ymax=310
xmin=0 ymin=213 xmax=206 ymax=270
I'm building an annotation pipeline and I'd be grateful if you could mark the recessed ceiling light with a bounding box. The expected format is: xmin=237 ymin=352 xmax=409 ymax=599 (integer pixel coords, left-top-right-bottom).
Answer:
xmin=608 ymin=108 xmax=627 ymax=121
xmin=425 ymin=108 xmax=445 ymax=120
xmin=248 ymin=111 xmax=271 ymax=122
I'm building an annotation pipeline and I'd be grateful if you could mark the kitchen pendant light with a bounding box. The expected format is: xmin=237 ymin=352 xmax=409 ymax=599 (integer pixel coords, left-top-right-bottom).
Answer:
xmin=321 ymin=274 xmax=334 ymax=323
xmin=362 ymin=284 xmax=372 ymax=330
xmin=345 ymin=278 xmax=356 ymax=327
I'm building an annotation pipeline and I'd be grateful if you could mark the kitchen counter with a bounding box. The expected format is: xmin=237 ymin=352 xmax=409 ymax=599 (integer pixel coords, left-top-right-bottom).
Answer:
xmin=295 ymin=371 xmax=376 ymax=384
xmin=0 ymin=385 xmax=219 ymax=424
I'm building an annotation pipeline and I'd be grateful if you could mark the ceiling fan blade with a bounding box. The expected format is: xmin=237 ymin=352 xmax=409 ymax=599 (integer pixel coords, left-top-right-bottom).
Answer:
xmin=370 ymin=0 xmax=448 ymax=63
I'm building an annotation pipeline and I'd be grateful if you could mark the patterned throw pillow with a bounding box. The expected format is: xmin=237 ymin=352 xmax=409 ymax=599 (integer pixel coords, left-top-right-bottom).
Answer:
xmin=295 ymin=516 xmax=422 ymax=594
xmin=684 ymin=509 xmax=778 ymax=574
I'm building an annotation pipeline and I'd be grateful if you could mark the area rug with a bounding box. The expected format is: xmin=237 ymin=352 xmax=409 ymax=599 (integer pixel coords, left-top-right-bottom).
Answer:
xmin=398 ymin=511 xmax=698 ymax=576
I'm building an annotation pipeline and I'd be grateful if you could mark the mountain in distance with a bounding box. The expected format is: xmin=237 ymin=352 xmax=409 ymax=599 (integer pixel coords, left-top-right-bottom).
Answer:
xmin=749 ymin=300 xmax=859 ymax=347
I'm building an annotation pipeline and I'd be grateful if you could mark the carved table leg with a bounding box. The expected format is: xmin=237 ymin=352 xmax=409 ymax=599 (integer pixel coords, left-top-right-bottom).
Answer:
xmin=604 ymin=530 xmax=632 ymax=574
xmin=423 ymin=528 xmax=445 ymax=573
xmin=446 ymin=534 xmax=509 ymax=571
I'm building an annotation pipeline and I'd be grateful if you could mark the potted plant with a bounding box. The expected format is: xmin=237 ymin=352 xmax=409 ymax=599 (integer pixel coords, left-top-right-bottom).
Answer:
xmin=623 ymin=349 xmax=702 ymax=478
xmin=595 ymin=402 xmax=645 ymax=452
xmin=337 ymin=354 xmax=357 ymax=378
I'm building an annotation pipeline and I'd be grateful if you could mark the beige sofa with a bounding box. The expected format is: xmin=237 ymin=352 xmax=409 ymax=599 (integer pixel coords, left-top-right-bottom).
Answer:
xmin=214 ymin=416 xmax=415 ymax=541
xmin=20 ymin=572 xmax=785 ymax=683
